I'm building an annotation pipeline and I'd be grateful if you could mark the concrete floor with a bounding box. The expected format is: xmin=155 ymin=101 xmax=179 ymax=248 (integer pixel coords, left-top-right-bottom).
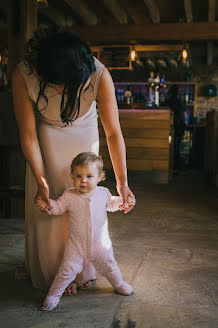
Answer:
xmin=0 ymin=170 xmax=218 ymax=328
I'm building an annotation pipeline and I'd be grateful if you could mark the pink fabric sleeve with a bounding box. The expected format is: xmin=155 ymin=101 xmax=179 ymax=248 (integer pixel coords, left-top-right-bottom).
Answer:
xmin=106 ymin=192 xmax=122 ymax=212
xmin=50 ymin=191 xmax=69 ymax=216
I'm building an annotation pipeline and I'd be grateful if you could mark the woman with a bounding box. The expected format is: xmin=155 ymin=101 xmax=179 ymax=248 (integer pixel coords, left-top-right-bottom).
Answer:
xmin=12 ymin=27 xmax=134 ymax=292
xmin=167 ymin=85 xmax=186 ymax=170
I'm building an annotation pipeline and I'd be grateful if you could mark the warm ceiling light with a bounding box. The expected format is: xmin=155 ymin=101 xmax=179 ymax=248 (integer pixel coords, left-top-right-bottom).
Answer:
xmin=182 ymin=48 xmax=188 ymax=60
xmin=37 ymin=0 xmax=48 ymax=8
xmin=130 ymin=49 xmax=136 ymax=61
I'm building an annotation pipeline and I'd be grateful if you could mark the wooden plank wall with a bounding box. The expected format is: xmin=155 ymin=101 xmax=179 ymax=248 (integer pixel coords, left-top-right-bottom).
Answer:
xmin=99 ymin=109 xmax=172 ymax=172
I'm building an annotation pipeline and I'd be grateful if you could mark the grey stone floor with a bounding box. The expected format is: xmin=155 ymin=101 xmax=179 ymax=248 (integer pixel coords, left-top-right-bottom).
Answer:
xmin=0 ymin=170 xmax=218 ymax=328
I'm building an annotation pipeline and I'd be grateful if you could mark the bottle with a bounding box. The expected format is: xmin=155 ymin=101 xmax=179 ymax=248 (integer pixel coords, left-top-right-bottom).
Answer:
xmin=188 ymin=90 xmax=193 ymax=103
xmin=181 ymin=88 xmax=185 ymax=102
xmin=159 ymin=91 xmax=165 ymax=106
xmin=120 ymin=89 xmax=125 ymax=103
xmin=134 ymin=89 xmax=140 ymax=103
xmin=185 ymin=111 xmax=190 ymax=125
xmin=124 ymin=86 xmax=133 ymax=105
xmin=116 ymin=89 xmax=121 ymax=104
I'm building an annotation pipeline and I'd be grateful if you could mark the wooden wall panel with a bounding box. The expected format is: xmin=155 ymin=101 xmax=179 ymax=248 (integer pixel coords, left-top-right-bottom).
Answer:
xmin=100 ymin=146 xmax=169 ymax=160
xmin=100 ymin=137 xmax=169 ymax=148
xmin=99 ymin=127 xmax=169 ymax=139
xmin=101 ymin=158 xmax=169 ymax=171
xmin=99 ymin=109 xmax=172 ymax=174
xmin=119 ymin=119 xmax=170 ymax=129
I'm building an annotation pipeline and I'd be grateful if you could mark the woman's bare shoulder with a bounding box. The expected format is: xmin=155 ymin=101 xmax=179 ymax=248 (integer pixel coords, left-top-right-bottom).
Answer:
xmin=12 ymin=66 xmax=27 ymax=90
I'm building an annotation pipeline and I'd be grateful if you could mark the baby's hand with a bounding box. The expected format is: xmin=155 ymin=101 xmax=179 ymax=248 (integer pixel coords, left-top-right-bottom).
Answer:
xmin=119 ymin=196 xmax=136 ymax=214
xmin=36 ymin=199 xmax=51 ymax=215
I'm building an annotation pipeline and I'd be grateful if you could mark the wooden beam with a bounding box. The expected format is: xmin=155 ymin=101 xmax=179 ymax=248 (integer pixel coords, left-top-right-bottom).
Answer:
xmin=143 ymin=0 xmax=160 ymax=24
xmin=208 ymin=0 xmax=216 ymax=22
xmin=73 ymin=22 xmax=218 ymax=43
xmin=134 ymin=44 xmax=184 ymax=52
xmin=118 ymin=0 xmax=150 ymax=25
xmin=64 ymin=0 xmax=98 ymax=25
xmin=184 ymin=0 xmax=193 ymax=23
xmin=91 ymin=44 xmax=184 ymax=53
xmin=103 ymin=0 xmax=129 ymax=24
xmin=39 ymin=7 xmax=75 ymax=27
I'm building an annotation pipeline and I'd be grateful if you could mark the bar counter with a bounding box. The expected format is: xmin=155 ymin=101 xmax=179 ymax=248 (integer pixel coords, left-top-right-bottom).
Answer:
xmin=99 ymin=108 xmax=173 ymax=179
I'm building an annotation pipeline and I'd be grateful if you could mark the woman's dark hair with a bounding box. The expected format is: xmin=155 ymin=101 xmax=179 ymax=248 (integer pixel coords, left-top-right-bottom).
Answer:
xmin=24 ymin=26 xmax=96 ymax=124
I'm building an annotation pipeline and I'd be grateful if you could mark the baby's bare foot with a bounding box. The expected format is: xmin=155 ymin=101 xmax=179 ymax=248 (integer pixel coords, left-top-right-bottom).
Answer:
xmin=64 ymin=282 xmax=77 ymax=295
xmin=64 ymin=280 xmax=93 ymax=295
xmin=79 ymin=280 xmax=92 ymax=289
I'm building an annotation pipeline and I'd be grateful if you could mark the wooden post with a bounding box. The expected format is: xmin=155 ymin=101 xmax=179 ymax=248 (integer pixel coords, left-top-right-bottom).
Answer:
xmin=7 ymin=0 xmax=37 ymax=85
xmin=207 ymin=41 xmax=213 ymax=66
xmin=207 ymin=0 xmax=216 ymax=67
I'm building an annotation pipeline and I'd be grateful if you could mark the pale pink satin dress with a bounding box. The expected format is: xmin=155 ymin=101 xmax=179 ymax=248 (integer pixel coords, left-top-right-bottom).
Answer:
xmin=43 ymin=186 xmax=133 ymax=310
xmin=17 ymin=57 xmax=104 ymax=291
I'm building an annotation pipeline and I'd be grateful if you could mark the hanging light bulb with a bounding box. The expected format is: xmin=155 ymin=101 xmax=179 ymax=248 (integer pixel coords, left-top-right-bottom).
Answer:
xmin=182 ymin=48 xmax=188 ymax=60
xmin=130 ymin=48 xmax=136 ymax=61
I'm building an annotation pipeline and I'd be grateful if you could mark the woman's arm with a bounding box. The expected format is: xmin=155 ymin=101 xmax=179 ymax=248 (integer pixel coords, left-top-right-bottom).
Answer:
xmin=12 ymin=68 xmax=52 ymax=212
xmin=97 ymin=68 xmax=135 ymax=211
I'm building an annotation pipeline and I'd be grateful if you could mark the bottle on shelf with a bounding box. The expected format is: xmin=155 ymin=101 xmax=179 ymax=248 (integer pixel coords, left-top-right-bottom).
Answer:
xmin=115 ymin=88 xmax=120 ymax=104
xmin=124 ymin=85 xmax=133 ymax=105
xmin=180 ymin=88 xmax=186 ymax=102
xmin=188 ymin=89 xmax=194 ymax=104
xmin=159 ymin=90 xmax=165 ymax=106
xmin=185 ymin=92 xmax=189 ymax=104
xmin=185 ymin=111 xmax=190 ymax=125
xmin=134 ymin=89 xmax=141 ymax=103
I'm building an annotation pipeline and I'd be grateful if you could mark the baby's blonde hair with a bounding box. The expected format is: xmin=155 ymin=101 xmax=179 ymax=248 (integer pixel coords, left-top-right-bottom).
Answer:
xmin=70 ymin=152 xmax=105 ymax=180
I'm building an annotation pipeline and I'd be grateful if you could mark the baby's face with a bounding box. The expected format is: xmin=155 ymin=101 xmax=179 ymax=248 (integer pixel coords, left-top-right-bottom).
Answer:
xmin=72 ymin=163 xmax=101 ymax=196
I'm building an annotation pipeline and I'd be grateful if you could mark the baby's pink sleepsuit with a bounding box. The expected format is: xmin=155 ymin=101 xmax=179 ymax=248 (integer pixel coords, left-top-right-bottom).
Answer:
xmin=43 ymin=186 xmax=132 ymax=309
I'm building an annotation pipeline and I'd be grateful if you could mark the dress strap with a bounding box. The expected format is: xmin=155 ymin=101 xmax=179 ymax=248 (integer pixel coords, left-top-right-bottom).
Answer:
xmin=17 ymin=61 xmax=39 ymax=103
xmin=91 ymin=57 xmax=105 ymax=99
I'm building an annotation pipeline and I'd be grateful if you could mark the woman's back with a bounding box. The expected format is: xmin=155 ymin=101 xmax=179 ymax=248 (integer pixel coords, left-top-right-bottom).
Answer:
xmin=17 ymin=57 xmax=104 ymax=126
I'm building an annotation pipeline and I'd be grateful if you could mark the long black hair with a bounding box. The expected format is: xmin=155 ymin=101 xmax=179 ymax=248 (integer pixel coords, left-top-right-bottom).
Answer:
xmin=24 ymin=26 xmax=96 ymax=124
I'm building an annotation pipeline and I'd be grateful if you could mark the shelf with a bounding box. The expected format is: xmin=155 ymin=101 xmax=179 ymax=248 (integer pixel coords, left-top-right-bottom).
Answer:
xmin=114 ymin=81 xmax=196 ymax=85
xmin=118 ymin=103 xmax=194 ymax=109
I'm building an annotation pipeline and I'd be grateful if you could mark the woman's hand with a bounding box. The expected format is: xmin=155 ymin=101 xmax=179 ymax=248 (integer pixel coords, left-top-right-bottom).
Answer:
xmin=34 ymin=183 xmax=52 ymax=215
xmin=117 ymin=183 xmax=135 ymax=214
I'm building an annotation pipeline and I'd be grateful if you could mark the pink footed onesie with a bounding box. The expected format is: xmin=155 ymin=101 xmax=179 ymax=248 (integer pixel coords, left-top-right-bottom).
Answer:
xmin=43 ymin=186 xmax=133 ymax=310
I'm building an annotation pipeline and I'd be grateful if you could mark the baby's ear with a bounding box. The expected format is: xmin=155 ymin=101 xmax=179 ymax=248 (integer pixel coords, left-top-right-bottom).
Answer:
xmin=99 ymin=171 xmax=106 ymax=182
xmin=98 ymin=173 xmax=103 ymax=182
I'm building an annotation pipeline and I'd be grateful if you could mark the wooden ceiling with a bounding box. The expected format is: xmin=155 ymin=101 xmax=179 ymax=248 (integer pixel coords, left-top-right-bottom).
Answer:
xmin=36 ymin=0 xmax=218 ymax=26
xmin=0 ymin=0 xmax=218 ymax=46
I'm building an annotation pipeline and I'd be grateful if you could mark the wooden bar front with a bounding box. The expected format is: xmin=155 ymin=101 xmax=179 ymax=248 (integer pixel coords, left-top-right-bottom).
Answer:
xmin=99 ymin=109 xmax=173 ymax=177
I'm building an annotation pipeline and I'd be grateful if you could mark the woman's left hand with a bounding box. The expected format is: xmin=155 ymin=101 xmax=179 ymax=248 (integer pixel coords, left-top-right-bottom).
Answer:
xmin=117 ymin=183 xmax=135 ymax=214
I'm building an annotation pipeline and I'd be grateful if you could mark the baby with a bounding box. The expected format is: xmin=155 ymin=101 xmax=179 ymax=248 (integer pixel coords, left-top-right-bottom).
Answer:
xmin=37 ymin=152 xmax=135 ymax=311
